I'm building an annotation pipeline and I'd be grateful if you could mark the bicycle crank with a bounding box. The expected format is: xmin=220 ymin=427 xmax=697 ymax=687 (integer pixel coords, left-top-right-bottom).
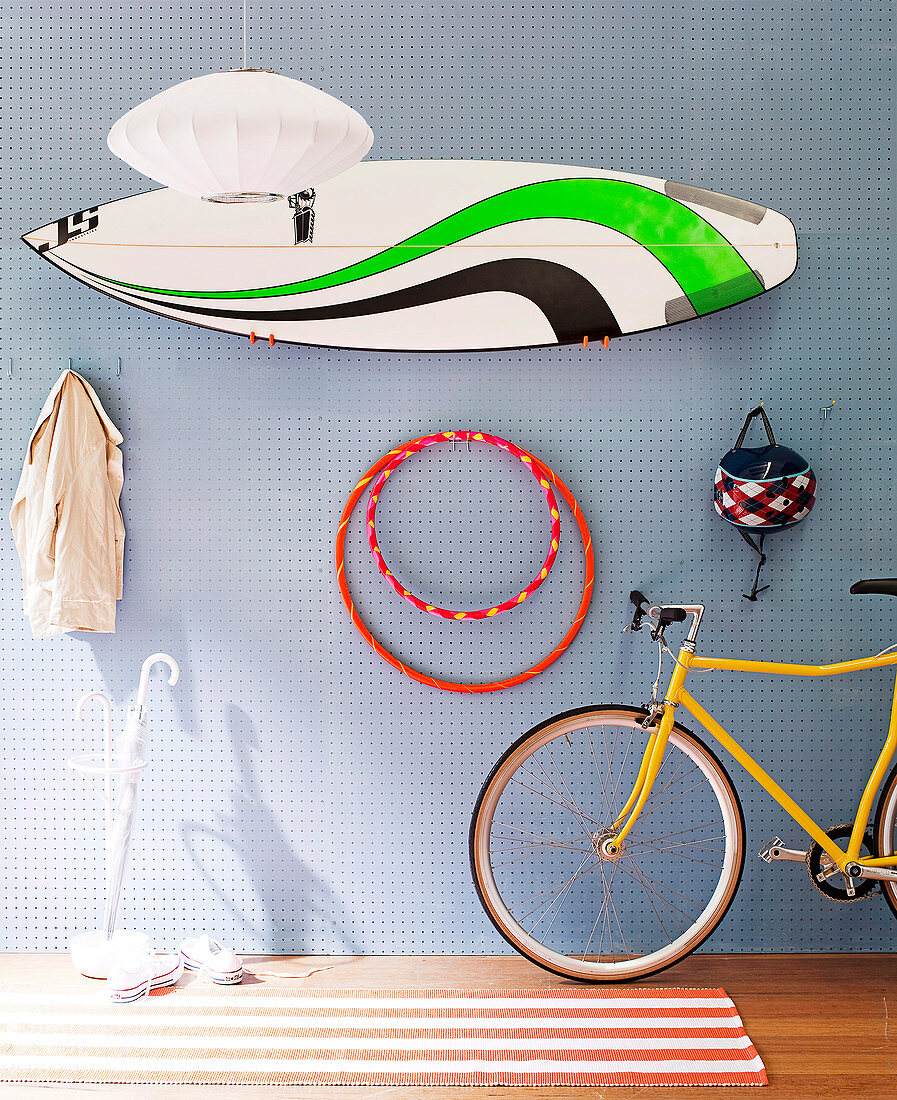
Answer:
xmin=759 ymin=836 xmax=807 ymax=863
xmin=806 ymin=825 xmax=879 ymax=902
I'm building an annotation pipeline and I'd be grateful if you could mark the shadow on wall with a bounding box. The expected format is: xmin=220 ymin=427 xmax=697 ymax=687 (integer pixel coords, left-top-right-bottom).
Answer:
xmin=180 ymin=704 xmax=357 ymax=954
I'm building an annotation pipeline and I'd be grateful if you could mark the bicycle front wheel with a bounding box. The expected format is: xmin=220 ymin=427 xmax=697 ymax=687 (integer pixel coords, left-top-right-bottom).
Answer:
xmin=873 ymin=762 xmax=897 ymax=920
xmin=470 ymin=706 xmax=745 ymax=982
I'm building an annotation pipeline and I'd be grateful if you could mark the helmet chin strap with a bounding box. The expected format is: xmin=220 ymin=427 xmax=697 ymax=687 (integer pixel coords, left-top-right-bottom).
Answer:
xmin=738 ymin=529 xmax=768 ymax=601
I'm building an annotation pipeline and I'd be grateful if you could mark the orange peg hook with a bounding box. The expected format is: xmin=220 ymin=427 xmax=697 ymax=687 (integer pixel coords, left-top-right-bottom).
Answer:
xmin=269 ymin=334 xmax=275 ymax=347
xmin=582 ymin=336 xmax=589 ymax=348
xmin=249 ymin=331 xmax=257 ymax=344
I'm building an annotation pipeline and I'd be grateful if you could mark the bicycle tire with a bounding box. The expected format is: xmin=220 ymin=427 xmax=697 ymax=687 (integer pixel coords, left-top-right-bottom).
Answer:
xmin=872 ymin=762 xmax=897 ymax=920
xmin=470 ymin=705 xmax=745 ymax=982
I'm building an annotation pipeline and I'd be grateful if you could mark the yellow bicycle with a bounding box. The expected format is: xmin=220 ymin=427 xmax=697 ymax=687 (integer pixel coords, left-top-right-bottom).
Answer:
xmin=470 ymin=582 xmax=897 ymax=982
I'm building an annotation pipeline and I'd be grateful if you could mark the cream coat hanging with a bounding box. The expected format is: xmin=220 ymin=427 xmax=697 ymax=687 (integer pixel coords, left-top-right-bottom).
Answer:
xmin=10 ymin=370 xmax=125 ymax=637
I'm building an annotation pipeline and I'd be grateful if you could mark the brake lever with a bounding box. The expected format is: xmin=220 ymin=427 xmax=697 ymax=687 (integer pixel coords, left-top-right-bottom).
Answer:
xmin=650 ymin=605 xmax=688 ymax=642
xmin=625 ymin=590 xmax=651 ymax=633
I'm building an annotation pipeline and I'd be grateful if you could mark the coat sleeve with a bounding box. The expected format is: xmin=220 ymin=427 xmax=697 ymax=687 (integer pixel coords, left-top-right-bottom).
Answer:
xmin=48 ymin=443 xmax=121 ymax=633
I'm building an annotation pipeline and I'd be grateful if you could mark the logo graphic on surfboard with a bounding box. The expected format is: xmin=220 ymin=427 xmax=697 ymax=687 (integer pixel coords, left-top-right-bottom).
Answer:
xmin=23 ymin=161 xmax=797 ymax=351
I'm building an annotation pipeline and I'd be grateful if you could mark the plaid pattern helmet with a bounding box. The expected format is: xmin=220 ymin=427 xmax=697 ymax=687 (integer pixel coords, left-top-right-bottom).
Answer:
xmin=713 ymin=407 xmax=816 ymax=530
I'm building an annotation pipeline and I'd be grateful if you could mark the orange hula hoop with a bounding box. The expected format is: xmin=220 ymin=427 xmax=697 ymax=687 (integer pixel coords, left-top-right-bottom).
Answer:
xmin=335 ymin=432 xmax=595 ymax=693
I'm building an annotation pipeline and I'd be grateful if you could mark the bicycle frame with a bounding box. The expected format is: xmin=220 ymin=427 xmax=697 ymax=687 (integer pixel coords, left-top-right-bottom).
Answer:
xmin=612 ymin=642 xmax=897 ymax=871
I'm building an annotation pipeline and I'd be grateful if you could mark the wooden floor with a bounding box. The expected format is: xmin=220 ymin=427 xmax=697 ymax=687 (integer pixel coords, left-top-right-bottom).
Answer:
xmin=0 ymin=953 xmax=894 ymax=1099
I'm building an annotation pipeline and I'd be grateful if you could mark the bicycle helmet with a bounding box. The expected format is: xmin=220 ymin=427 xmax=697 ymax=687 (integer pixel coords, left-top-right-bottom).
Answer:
xmin=713 ymin=406 xmax=816 ymax=599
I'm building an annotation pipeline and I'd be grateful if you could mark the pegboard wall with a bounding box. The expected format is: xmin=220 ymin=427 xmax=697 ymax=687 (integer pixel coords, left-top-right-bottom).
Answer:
xmin=0 ymin=1 xmax=894 ymax=954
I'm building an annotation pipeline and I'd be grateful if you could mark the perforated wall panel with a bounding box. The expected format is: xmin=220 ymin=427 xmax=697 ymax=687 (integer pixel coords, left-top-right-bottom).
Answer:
xmin=0 ymin=1 xmax=894 ymax=953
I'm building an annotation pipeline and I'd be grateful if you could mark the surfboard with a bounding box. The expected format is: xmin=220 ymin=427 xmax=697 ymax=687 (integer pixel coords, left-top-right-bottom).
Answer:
xmin=22 ymin=160 xmax=797 ymax=351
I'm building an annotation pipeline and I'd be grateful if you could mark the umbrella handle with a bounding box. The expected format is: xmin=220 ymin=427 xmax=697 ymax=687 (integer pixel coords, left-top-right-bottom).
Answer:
xmin=136 ymin=653 xmax=180 ymax=708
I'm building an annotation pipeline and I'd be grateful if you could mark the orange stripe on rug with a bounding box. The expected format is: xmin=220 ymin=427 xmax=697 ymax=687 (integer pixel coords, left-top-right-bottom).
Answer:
xmin=0 ymin=985 xmax=767 ymax=1087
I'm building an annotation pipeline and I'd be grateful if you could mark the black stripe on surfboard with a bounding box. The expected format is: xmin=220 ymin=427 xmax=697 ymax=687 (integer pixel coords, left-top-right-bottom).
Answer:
xmin=96 ymin=259 xmax=624 ymax=344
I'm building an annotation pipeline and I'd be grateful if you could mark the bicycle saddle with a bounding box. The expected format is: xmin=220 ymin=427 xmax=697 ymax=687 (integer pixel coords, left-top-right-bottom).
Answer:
xmin=850 ymin=578 xmax=897 ymax=597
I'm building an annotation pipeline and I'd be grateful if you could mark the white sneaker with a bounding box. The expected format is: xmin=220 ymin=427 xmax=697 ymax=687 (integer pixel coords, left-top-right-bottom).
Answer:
xmin=108 ymin=952 xmax=183 ymax=1003
xmin=178 ymin=933 xmax=243 ymax=985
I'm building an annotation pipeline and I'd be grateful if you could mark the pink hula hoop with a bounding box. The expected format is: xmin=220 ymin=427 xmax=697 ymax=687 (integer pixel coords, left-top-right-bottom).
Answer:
xmin=365 ymin=431 xmax=561 ymax=620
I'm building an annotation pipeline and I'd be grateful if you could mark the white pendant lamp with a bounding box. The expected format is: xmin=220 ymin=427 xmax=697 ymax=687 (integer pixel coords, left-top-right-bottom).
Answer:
xmin=107 ymin=69 xmax=374 ymax=203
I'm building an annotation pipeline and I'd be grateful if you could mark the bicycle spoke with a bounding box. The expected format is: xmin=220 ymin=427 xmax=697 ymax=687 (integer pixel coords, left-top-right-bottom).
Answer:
xmin=511 ymin=764 xmax=581 ymax=810
xmin=491 ymin=839 xmax=591 ymax=855
xmin=514 ymin=757 xmax=601 ymax=833
xmin=616 ymin=856 xmax=705 ymax=922
xmin=641 ymin=775 xmax=717 ymax=819
xmin=492 ymin=820 xmax=582 ymax=844
xmin=586 ymin=726 xmax=615 ymax=819
xmin=599 ymin=723 xmax=617 ymax=818
xmin=631 ymin=836 xmax=728 ymax=855
xmin=526 ymin=852 xmax=595 ymax=934
xmin=542 ymin=860 xmax=590 ymax=941
xmin=517 ymin=852 xmax=598 ymax=923
xmin=490 ymin=821 xmax=591 ymax=864
xmin=637 ymin=760 xmax=700 ymax=820
xmin=630 ymin=821 xmax=723 ymax=844
xmin=616 ymin=852 xmax=679 ymax=947
xmin=608 ymin=726 xmax=636 ymax=813
xmin=547 ymin=743 xmax=598 ymax=833
xmin=595 ymin=862 xmax=630 ymax=961
xmin=628 ymin=848 xmax=727 ymax=868
xmin=591 ymin=864 xmax=616 ymax=960
xmin=491 ymin=840 xmax=593 ymax=867
xmin=507 ymin=771 xmax=599 ymax=824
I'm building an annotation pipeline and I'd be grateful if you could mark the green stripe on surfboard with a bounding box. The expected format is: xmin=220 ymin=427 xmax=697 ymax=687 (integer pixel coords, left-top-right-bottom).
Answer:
xmin=97 ymin=179 xmax=763 ymax=315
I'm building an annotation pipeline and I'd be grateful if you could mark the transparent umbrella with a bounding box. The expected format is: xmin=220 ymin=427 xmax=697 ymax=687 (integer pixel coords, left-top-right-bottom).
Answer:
xmin=102 ymin=653 xmax=179 ymax=939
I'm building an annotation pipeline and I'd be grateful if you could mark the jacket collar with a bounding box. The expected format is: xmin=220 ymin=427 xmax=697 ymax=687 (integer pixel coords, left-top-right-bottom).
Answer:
xmin=29 ymin=369 xmax=123 ymax=448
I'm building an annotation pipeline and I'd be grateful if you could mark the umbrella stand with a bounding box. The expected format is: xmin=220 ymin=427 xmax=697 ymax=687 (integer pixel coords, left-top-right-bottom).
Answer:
xmin=68 ymin=654 xmax=179 ymax=977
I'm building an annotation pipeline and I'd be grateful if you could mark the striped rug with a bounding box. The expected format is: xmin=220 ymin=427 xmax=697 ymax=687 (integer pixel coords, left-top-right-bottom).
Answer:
xmin=0 ymin=985 xmax=767 ymax=1086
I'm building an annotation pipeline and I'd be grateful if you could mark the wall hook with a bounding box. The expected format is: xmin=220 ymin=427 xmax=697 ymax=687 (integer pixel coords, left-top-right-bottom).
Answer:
xmin=116 ymin=357 xmax=122 ymax=378
xmin=448 ymin=432 xmax=471 ymax=453
xmin=821 ymin=400 xmax=835 ymax=421
xmin=7 ymin=359 xmax=11 ymax=381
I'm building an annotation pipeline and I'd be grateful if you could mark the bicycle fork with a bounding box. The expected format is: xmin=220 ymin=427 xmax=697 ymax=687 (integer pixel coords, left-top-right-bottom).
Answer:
xmin=606 ymin=652 xmax=692 ymax=855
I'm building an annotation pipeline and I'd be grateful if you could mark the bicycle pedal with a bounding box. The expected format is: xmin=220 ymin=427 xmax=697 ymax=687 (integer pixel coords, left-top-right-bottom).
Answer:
xmin=759 ymin=837 xmax=808 ymax=863
xmin=759 ymin=837 xmax=784 ymax=862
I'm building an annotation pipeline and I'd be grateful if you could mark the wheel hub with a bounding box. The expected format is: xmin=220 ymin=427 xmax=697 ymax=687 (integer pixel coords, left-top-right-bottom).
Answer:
xmin=591 ymin=827 xmax=625 ymax=861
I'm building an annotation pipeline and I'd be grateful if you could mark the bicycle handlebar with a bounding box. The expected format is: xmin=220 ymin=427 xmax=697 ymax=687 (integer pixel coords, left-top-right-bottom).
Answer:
xmin=627 ymin=593 xmax=705 ymax=643
xmin=650 ymin=606 xmax=687 ymax=626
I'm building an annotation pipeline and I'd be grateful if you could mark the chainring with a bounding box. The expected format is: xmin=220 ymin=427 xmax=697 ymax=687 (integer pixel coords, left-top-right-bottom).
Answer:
xmin=806 ymin=824 xmax=879 ymax=902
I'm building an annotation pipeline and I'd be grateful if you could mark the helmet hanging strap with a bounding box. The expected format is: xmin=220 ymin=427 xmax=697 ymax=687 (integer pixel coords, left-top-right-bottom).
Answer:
xmin=738 ymin=529 xmax=769 ymax=601
xmin=735 ymin=405 xmax=777 ymax=449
